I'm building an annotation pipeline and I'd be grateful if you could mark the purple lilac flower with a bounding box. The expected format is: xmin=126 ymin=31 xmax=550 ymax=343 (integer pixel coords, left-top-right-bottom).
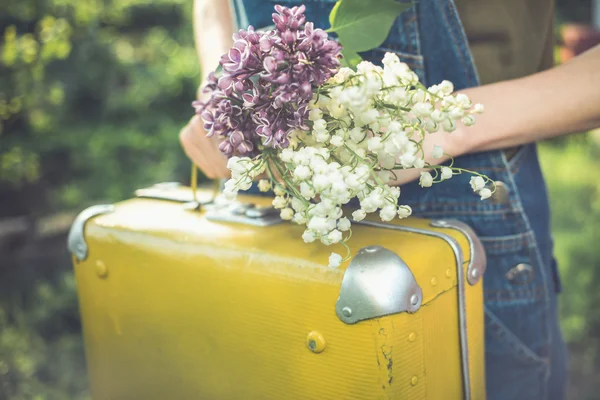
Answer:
xmin=193 ymin=5 xmax=341 ymax=157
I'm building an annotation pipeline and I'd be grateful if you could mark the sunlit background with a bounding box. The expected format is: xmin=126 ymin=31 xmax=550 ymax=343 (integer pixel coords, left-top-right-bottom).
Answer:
xmin=1 ymin=0 xmax=599 ymax=399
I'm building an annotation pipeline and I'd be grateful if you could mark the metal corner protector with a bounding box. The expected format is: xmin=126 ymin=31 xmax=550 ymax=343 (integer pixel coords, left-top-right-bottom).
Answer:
xmin=335 ymin=245 xmax=423 ymax=324
xmin=67 ymin=204 xmax=115 ymax=261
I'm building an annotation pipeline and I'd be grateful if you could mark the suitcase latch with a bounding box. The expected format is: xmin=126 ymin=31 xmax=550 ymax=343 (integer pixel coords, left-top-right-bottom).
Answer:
xmin=204 ymin=202 xmax=283 ymax=227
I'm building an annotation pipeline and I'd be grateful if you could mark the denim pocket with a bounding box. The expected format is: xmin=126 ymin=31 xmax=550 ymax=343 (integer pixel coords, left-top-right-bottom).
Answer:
xmin=479 ymin=231 xmax=551 ymax=399
xmin=480 ymin=231 xmax=545 ymax=304
xmin=484 ymin=306 xmax=549 ymax=400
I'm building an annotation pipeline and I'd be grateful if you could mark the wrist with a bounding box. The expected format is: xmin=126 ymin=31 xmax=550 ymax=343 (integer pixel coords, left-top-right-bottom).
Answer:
xmin=449 ymin=124 xmax=479 ymax=157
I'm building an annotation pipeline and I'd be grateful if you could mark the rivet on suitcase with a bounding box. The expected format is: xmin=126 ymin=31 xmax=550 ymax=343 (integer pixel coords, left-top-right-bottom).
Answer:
xmin=68 ymin=182 xmax=486 ymax=400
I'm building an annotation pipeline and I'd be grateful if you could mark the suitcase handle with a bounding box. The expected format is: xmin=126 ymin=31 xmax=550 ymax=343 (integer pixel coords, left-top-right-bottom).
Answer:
xmin=187 ymin=164 xmax=225 ymax=209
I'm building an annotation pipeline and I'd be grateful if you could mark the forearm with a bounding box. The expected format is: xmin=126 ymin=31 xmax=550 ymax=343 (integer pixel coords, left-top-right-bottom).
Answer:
xmin=194 ymin=0 xmax=234 ymax=84
xmin=455 ymin=44 xmax=600 ymax=155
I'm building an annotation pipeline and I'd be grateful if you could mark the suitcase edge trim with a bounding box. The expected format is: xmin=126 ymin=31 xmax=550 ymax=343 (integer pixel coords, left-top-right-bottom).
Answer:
xmin=430 ymin=219 xmax=487 ymax=285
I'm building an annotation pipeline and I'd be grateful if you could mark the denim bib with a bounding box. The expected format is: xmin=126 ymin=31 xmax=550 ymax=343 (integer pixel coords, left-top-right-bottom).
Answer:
xmin=231 ymin=1 xmax=568 ymax=398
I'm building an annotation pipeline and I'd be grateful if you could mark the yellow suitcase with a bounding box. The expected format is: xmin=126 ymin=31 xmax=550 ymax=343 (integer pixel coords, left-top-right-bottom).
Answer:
xmin=68 ymin=182 xmax=487 ymax=400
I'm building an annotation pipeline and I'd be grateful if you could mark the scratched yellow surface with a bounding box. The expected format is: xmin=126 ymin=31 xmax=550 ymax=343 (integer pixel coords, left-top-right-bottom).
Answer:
xmin=73 ymin=188 xmax=485 ymax=400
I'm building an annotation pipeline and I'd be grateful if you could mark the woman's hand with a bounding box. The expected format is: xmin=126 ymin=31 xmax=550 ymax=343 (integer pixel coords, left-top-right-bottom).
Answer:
xmin=388 ymin=127 xmax=463 ymax=187
xmin=179 ymin=115 xmax=231 ymax=179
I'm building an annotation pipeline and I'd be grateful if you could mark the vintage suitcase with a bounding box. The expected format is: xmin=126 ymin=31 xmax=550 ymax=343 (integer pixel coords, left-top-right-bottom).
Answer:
xmin=68 ymin=182 xmax=487 ymax=400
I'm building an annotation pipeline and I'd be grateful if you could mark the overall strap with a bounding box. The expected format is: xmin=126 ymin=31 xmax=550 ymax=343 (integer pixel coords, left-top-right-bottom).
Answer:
xmin=229 ymin=0 xmax=249 ymax=31
xmin=417 ymin=0 xmax=480 ymax=89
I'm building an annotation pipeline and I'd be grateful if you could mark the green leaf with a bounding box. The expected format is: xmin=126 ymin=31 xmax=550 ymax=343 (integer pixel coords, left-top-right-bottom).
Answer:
xmin=329 ymin=1 xmax=342 ymax=27
xmin=340 ymin=49 xmax=362 ymax=69
xmin=329 ymin=0 xmax=411 ymax=53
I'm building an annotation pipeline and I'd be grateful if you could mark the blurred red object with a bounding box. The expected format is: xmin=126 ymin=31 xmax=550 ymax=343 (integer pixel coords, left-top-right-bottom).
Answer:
xmin=559 ymin=24 xmax=600 ymax=62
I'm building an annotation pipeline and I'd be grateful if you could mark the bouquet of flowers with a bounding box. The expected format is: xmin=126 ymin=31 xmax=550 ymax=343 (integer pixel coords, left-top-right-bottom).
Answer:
xmin=193 ymin=4 xmax=491 ymax=267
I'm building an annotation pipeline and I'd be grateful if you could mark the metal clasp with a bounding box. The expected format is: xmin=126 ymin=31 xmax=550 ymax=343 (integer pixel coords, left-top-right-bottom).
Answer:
xmin=205 ymin=201 xmax=283 ymax=227
xmin=505 ymin=263 xmax=534 ymax=284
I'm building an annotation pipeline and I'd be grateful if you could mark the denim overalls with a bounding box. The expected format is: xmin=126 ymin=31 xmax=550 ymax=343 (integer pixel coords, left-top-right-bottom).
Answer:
xmin=230 ymin=0 xmax=568 ymax=398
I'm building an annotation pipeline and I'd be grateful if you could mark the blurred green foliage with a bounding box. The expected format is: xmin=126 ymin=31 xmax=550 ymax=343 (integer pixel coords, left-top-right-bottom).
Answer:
xmin=0 ymin=0 xmax=599 ymax=399
xmin=538 ymin=133 xmax=600 ymax=399
xmin=1 ymin=0 xmax=199 ymax=398
xmin=1 ymin=272 xmax=89 ymax=399
xmin=0 ymin=0 xmax=196 ymax=218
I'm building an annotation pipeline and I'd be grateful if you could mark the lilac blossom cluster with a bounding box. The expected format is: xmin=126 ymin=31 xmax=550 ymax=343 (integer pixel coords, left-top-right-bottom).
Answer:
xmin=193 ymin=5 xmax=342 ymax=157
